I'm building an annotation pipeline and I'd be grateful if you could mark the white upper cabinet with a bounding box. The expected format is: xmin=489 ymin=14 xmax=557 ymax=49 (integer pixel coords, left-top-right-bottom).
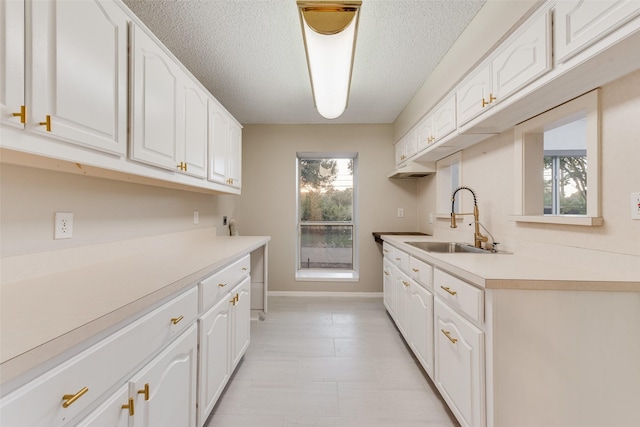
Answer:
xmin=432 ymin=94 xmax=457 ymax=141
xmin=181 ymin=80 xmax=208 ymax=178
xmin=208 ymin=98 xmax=242 ymax=189
xmin=554 ymin=0 xmax=640 ymax=64
xmin=491 ymin=10 xmax=551 ymax=101
xmin=456 ymin=63 xmax=492 ymax=127
xmin=130 ymin=23 xmax=182 ymax=171
xmin=27 ymin=0 xmax=128 ymax=155
xmin=1 ymin=0 xmax=24 ymax=130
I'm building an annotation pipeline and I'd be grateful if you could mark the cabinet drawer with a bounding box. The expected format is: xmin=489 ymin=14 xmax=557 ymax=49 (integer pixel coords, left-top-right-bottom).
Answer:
xmin=0 ymin=287 xmax=198 ymax=427
xmin=200 ymin=255 xmax=250 ymax=310
xmin=391 ymin=247 xmax=410 ymax=273
xmin=382 ymin=242 xmax=395 ymax=260
xmin=409 ymin=257 xmax=432 ymax=290
xmin=434 ymin=269 xmax=483 ymax=323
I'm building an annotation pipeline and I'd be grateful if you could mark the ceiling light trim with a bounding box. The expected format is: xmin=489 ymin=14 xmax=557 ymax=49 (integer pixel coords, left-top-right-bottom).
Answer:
xmin=297 ymin=0 xmax=362 ymax=120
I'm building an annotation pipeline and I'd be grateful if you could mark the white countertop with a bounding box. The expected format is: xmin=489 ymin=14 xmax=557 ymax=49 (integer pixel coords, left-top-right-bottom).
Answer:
xmin=0 ymin=229 xmax=270 ymax=387
xmin=382 ymin=234 xmax=640 ymax=291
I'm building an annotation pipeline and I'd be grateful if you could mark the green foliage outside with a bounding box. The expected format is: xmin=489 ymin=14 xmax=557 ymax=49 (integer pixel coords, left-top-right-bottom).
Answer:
xmin=544 ymin=155 xmax=587 ymax=215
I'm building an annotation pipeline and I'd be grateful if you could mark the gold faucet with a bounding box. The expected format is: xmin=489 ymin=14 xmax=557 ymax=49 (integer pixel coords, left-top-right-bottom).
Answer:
xmin=450 ymin=186 xmax=488 ymax=249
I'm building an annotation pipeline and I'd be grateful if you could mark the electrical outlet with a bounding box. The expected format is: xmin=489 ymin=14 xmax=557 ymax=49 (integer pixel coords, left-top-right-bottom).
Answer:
xmin=632 ymin=192 xmax=640 ymax=220
xmin=397 ymin=208 xmax=404 ymax=218
xmin=223 ymin=216 xmax=228 ymax=226
xmin=193 ymin=211 xmax=199 ymax=224
xmin=428 ymin=212 xmax=434 ymax=224
xmin=54 ymin=212 xmax=73 ymax=239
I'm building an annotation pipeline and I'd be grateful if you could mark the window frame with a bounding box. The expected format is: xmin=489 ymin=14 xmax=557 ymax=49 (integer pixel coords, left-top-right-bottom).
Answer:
xmin=295 ymin=152 xmax=359 ymax=282
xmin=511 ymin=89 xmax=603 ymax=226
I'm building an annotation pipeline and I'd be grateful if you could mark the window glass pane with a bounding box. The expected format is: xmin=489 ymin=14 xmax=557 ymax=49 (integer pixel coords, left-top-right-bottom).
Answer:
xmin=298 ymin=157 xmax=354 ymax=271
xmin=300 ymin=224 xmax=353 ymax=269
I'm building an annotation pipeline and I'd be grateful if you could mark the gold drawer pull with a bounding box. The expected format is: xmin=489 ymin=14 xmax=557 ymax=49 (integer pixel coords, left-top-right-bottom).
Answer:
xmin=171 ymin=315 xmax=184 ymax=325
xmin=441 ymin=329 xmax=458 ymax=344
xmin=230 ymin=297 xmax=237 ymax=306
xmin=235 ymin=294 xmax=239 ymax=302
xmin=412 ymin=268 xmax=419 ymax=272
xmin=138 ymin=383 xmax=150 ymax=401
xmin=218 ymin=283 xmax=227 ymax=288
xmin=242 ymin=267 xmax=248 ymax=271
xmin=12 ymin=105 xmax=26 ymax=123
xmin=383 ymin=271 xmax=390 ymax=276
xmin=62 ymin=387 xmax=88 ymax=408
xmin=177 ymin=162 xmax=187 ymax=171
xmin=440 ymin=286 xmax=457 ymax=296
xmin=489 ymin=93 xmax=496 ymax=103
xmin=402 ymin=280 xmax=410 ymax=287
xmin=395 ymin=257 xmax=401 ymax=261
xmin=39 ymin=115 xmax=52 ymax=132
xmin=122 ymin=397 xmax=135 ymax=416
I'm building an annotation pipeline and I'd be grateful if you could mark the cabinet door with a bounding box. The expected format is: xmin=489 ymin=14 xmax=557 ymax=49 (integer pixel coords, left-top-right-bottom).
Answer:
xmin=197 ymin=296 xmax=231 ymax=426
xmin=491 ymin=10 xmax=551 ymax=102
xmin=456 ymin=63 xmax=492 ymax=127
xmin=404 ymin=129 xmax=417 ymax=159
xmin=416 ymin=115 xmax=433 ymax=152
xmin=76 ymin=385 xmax=130 ymax=427
xmin=555 ymin=0 xmax=640 ymax=63
xmin=432 ymin=94 xmax=457 ymax=141
xmin=227 ymin=120 xmax=242 ymax=188
xmin=409 ymin=284 xmax=434 ymax=378
xmin=207 ymin=99 xmax=228 ymax=184
xmin=394 ymin=139 xmax=406 ymax=166
xmin=231 ymin=277 xmax=251 ymax=369
xmin=1 ymin=0 xmax=24 ymax=129
xmin=383 ymin=259 xmax=395 ymax=315
xmin=435 ymin=299 xmax=485 ymax=427
xmin=29 ymin=0 xmax=128 ymax=155
xmin=130 ymin=325 xmax=198 ymax=427
xmin=181 ymin=80 xmax=208 ymax=178
xmin=395 ymin=272 xmax=411 ymax=339
xmin=130 ymin=24 xmax=182 ymax=171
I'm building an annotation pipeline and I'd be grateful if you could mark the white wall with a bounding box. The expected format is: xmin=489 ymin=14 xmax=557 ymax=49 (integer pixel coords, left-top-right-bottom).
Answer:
xmin=416 ymin=70 xmax=640 ymax=256
xmin=0 ymin=163 xmax=238 ymax=257
xmin=238 ymin=124 xmax=417 ymax=293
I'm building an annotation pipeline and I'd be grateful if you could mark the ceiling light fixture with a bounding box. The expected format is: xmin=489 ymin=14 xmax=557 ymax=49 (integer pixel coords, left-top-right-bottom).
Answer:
xmin=297 ymin=1 xmax=362 ymax=120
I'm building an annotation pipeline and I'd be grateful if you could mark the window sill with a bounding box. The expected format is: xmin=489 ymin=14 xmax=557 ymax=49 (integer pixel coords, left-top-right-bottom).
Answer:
xmin=508 ymin=215 xmax=604 ymax=226
xmin=295 ymin=270 xmax=360 ymax=282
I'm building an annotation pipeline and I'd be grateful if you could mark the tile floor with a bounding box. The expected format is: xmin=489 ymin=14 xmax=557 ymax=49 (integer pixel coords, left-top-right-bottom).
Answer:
xmin=204 ymin=296 xmax=460 ymax=427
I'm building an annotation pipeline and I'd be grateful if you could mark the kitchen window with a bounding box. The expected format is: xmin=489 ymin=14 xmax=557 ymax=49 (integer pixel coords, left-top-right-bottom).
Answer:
xmin=296 ymin=153 xmax=358 ymax=281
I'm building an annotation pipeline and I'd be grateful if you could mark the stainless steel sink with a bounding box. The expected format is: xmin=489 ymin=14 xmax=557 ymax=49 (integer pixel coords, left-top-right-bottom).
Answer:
xmin=405 ymin=241 xmax=493 ymax=254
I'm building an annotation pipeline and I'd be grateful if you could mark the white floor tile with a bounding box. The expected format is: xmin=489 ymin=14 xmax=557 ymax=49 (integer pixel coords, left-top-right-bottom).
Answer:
xmin=205 ymin=296 xmax=459 ymax=427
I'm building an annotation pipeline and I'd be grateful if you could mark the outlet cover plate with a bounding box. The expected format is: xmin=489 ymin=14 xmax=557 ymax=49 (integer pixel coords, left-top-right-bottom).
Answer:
xmin=54 ymin=212 xmax=73 ymax=239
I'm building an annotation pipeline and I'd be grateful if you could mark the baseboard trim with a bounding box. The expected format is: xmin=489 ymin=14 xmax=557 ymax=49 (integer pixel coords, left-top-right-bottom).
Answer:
xmin=267 ymin=291 xmax=383 ymax=298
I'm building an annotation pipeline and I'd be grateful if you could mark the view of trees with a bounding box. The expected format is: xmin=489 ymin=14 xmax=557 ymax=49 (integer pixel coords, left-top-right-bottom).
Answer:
xmin=544 ymin=155 xmax=587 ymax=215
xmin=299 ymin=159 xmax=353 ymax=222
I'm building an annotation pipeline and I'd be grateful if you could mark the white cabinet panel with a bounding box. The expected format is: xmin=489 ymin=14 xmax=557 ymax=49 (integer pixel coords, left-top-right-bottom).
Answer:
xmin=130 ymin=325 xmax=198 ymax=427
xmin=432 ymin=94 xmax=457 ymax=140
xmin=408 ymin=282 xmax=434 ymax=378
xmin=434 ymin=269 xmax=484 ymax=323
xmin=76 ymin=385 xmax=130 ymax=427
xmin=197 ymin=297 xmax=231 ymax=426
xmin=383 ymin=258 xmax=395 ymax=315
xmin=456 ymin=63 xmax=492 ymax=127
xmin=555 ymin=0 xmax=640 ymax=63
xmin=130 ymin=24 xmax=181 ymax=170
xmin=0 ymin=0 xmax=24 ymax=129
xmin=227 ymin=121 xmax=242 ymax=188
xmin=182 ymin=82 xmax=208 ymax=178
xmin=231 ymin=277 xmax=251 ymax=369
xmin=435 ymin=299 xmax=485 ymax=427
xmin=395 ymin=271 xmax=411 ymax=339
xmin=29 ymin=0 xmax=128 ymax=154
xmin=208 ymin=99 xmax=242 ymax=189
xmin=491 ymin=10 xmax=551 ymax=102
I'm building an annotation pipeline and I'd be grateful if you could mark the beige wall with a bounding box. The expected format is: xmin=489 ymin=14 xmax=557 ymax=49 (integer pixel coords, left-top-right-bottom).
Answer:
xmin=238 ymin=124 xmax=417 ymax=293
xmin=0 ymin=164 xmax=238 ymax=257
xmin=416 ymin=70 xmax=640 ymax=256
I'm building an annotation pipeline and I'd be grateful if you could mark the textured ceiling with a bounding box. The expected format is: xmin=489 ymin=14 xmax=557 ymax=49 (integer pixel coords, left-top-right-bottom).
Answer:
xmin=123 ymin=0 xmax=486 ymax=124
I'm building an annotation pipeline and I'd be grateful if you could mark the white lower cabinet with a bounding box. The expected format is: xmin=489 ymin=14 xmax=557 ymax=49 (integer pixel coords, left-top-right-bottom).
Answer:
xmin=435 ymin=299 xmax=485 ymax=427
xmin=382 ymin=258 xmax=395 ymax=315
xmin=197 ymin=275 xmax=251 ymax=426
xmin=129 ymin=324 xmax=198 ymax=427
xmin=76 ymin=385 xmax=130 ymax=427
xmin=408 ymin=281 xmax=434 ymax=378
xmin=394 ymin=271 xmax=411 ymax=339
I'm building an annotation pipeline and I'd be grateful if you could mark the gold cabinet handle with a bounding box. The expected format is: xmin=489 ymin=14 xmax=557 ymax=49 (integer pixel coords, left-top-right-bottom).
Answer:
xmin=402 ymin=280 xmax=410 ymax=287
xmin=62 ymin=387 xmax=88 ymax=408
xmin=230 ymin=297 xmax=237 ymax=306
xmin=440 ymin=286 xmax=457 ymax=296
xmin=177 ymin=162 xmax=188 ymax=171
xmin=481 ymin=98 xmax=489 ymax=107
xmin=242 ymin=267 xmax=248 ymax=271
xmin=226 ymin=178 xmax=234 ymax=185
xmin=489 ymin=93 xmax=496 ymax=103
xmin=218 ymin=283 xmax=227 ymax=288
xmin=383 ymin=249 xmax=389 ymax=253
xmin=395 ymin=257 xmax=401 ymax=261
xmin=441 ymin=329 xmax=458 ymax=344
xmin=235 ymin=294 xmax=239 ymax=303
xmin=383 ymin=270 xmax=390 ymax=276
xmin=12 ymin=105 xmax=26 ymax=124
xmin=412 ymin=268 xmax=419 ymax=273
xmin=171 ymin=315 xmax=184 ymax=325
xmin=138 ymin=383 xmax=150 ymax=401
xmin=122 ymin=397 xmax=135 ymax=416
xmin=39 ymin=115 xmax=52 ymax=132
